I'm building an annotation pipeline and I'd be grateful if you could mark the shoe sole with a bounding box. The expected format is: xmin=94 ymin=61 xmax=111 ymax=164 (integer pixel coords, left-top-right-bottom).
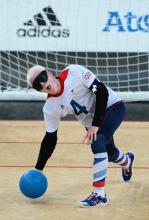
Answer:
xmin=78 ymin=201 xmax=108 ymax=208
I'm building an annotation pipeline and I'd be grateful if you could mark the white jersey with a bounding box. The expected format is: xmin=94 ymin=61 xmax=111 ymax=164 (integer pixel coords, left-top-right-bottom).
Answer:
xmin=43 ymin=65 xmax=121 ymax=132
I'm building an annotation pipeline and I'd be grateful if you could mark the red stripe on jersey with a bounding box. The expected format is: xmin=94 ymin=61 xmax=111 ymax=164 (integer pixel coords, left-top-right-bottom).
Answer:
xmin=93 ymin=181 xmax=105 ymax=187
xmin=58 ymin=68 xmax=69 ymax=82
xmin=47 ymin=68 xmax=69 ymax=98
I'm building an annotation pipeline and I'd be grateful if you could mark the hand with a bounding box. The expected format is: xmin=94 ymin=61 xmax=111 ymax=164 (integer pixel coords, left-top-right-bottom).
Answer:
xmin=83 ymin=126 xmax=99 ymax=145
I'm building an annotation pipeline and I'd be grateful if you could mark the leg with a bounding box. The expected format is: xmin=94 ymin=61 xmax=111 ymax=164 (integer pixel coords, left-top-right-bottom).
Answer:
xmin=92 ymin=133 xmax=108 ymax=200
xmin=80 ymin=102 xmax=125 ymax=207
xmin=106 ymin=135 xmax=135 ymax=182
xmin=107 ymin=137 xmax=129 ymax=166
xmin=79 ymin=133 xmax=108 ymax=207
xmin=91 ymin=133 xmax=108 ymax=191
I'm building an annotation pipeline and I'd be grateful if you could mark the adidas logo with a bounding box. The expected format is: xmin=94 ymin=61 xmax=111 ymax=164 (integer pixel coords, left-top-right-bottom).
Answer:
xmin=17 ymin=6 xmax=70 ymax=38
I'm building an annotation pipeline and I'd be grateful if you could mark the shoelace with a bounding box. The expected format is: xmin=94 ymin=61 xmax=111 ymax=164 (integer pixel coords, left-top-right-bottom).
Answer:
xmin=86 ymin=192 xmax=97 ymax=200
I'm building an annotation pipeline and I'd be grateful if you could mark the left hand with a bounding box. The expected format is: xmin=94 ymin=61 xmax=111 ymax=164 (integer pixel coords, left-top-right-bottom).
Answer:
xmin=83 ymin=126 xmax=99 ymax=145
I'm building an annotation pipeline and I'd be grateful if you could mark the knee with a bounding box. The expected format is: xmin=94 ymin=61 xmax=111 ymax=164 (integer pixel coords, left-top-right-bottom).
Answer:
xmin=108 ymin=148 xmax=119 ymax=162
xmin=106 ymin=139 xmax=119 ymax=162
xmin=91 ymin=133 xmax=107 ymax=154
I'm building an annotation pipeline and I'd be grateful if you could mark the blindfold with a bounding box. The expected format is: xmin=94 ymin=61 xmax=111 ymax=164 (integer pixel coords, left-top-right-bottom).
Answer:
xmin=32 ymin=70 xmax=48 ymax=91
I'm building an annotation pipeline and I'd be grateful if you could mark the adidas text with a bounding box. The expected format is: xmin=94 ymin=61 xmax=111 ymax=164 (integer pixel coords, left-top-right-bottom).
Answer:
xmin=17 ymin=27 xmax=70 ymax=38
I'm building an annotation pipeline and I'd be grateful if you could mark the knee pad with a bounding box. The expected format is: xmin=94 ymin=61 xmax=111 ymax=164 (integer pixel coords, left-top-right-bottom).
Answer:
xmin=91 ymin=133 xmax=107 ymax=154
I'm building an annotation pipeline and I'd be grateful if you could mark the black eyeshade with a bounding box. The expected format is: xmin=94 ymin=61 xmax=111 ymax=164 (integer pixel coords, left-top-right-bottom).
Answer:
xmin=32 ymin=70 xmax=48 ymax=91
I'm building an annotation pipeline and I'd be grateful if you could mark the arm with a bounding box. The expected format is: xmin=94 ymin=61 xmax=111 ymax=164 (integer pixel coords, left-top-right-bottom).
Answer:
xmin=89 ymin=78 xmax=109 ymax=127
xmin=76 ymin=65 xmax=109 ymax=120
xmin=35 ymin=131 xmax=57 ymax=170
xmin=71 ymin=65 xmax=109 ymax=144
xmin=84 ymin=78 xmax=109 ymax=144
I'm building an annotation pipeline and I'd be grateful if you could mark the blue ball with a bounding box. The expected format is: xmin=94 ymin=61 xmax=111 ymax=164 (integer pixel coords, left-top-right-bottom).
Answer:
xmin=19 ymin=169 xmax=48 ymax=199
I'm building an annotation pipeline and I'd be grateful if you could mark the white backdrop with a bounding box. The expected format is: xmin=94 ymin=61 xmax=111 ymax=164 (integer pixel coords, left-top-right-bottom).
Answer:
xmin=0 ymin=0 xmax=148 ymax=52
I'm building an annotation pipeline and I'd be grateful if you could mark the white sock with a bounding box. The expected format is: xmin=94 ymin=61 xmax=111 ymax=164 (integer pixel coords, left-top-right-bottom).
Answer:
xmin=93 ymin=187 xmax=105 ymax=197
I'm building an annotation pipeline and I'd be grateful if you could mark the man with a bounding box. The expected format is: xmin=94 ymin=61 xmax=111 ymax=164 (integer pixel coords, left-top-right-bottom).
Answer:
xmin=27 ymin=64 xmax=135 ymax=207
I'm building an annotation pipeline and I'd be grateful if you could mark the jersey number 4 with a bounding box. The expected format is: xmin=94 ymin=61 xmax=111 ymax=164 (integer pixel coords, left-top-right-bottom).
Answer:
xmin=70 ymin=100 xmax=88 ymax=116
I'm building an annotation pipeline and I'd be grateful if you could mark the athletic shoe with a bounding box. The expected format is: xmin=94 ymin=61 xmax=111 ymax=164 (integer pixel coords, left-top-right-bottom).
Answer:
xmin=79 ymin=192 xmax=108 ymax=207
xmin=122 ymin=151 xmax=135 ymax=182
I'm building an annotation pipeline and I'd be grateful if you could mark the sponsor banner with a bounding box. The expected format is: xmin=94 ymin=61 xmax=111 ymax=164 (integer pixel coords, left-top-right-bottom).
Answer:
xmin=0 ymin=0 xmax=148 ymax=52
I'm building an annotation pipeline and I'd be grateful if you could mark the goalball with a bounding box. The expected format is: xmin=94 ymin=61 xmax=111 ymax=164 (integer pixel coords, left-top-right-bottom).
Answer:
xmin=19 ymin=169 xmax=48 ymax=199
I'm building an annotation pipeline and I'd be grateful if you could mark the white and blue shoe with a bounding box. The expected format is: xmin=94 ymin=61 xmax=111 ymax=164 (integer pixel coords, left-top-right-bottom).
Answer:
xmin=122 ymin=151 xmax=135 ymax=182
xmin=79 ymin=192 xmax=108 ymax=207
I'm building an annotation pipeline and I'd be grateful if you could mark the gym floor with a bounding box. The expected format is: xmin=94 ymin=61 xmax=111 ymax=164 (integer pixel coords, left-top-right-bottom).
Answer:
xmin=0 ymin=121 xmax=149 ymax=220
